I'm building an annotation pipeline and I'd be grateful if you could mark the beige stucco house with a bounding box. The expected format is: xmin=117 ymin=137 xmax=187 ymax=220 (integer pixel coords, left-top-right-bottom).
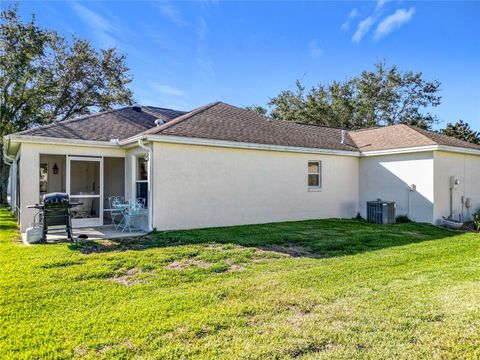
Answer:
xmin=4 ymin=101 xmax=480 ymax=233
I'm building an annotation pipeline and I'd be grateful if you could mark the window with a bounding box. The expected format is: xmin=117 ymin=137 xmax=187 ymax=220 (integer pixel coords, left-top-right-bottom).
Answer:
xmin=39 ymin=163 xmax=48 ymax=194
xmin=137 ymin=157 xmax=148 ymax=181
xmin=308 ymin=161 xmax=321 ymax=189
xmin=136 ymin=156 xmax=148 ymax=207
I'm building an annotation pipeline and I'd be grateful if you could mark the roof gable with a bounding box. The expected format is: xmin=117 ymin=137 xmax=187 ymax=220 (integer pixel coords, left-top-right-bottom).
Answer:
xmin=348 ymin=124 xmax=437 ymax=151
xmin=14 ymin=106 xmax=186 ymax=141
xmin=149 ymin=102 xmax=358 ymax=152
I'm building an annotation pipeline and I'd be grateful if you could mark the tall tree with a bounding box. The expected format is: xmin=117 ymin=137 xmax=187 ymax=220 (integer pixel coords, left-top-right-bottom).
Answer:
xmin=254 ymin=62 xmax=441 ymax=130
xmin=245 ymin=105 xmax=268 ymax=116
xmin=0 ymin=5 xmax=133 ymax=204
xmin=440 ymin=120 xmax=480 ymax=144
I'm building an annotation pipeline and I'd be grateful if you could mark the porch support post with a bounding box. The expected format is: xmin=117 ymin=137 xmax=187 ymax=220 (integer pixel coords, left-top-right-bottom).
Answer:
xmin=138 ymin=139 xmax=153 ymax=231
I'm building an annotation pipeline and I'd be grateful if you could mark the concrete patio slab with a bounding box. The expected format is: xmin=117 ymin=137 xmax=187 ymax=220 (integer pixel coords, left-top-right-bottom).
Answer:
xmin=22 ymin=225 xmax=147 ymax=245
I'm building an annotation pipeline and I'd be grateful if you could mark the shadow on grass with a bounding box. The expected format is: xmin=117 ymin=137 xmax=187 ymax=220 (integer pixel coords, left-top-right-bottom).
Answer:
xmin=67 ymin=219 xmax=459 ymax=258
xmin=0 ymin=223 xmax=18 ymax=231
xmin=0 ymin=210 xmax=18 ymax=231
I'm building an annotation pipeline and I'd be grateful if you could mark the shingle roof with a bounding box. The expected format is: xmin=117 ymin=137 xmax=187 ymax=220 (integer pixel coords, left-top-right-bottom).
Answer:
xmin=149 ymin=102 xmax=358 ymax=152
xmin=348 ymin=124 xmax=480 ymax=152
xmin=411 ymin=126 xmax=480 ymax=150
xmin=15 ymin=106 xmax=186 ymax=141
xmin=11 ymin=101 xmax=480 ymax=153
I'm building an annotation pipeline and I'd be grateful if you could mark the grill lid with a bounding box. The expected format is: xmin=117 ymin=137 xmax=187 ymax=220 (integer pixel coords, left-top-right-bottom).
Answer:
xmin=43 ymin=192 xmax=70 ymax=205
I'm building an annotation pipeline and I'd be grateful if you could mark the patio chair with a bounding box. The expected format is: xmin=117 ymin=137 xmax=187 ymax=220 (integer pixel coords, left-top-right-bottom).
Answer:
xmin=71 ymin=197 xmax=93 ymax=218
xmin=120 ymin=199 xmax=146 ymax=232
xmin=136 ymin=198 xmax=146 ymax=208
xmin=108 ymin=196 xmax=125 ymax=230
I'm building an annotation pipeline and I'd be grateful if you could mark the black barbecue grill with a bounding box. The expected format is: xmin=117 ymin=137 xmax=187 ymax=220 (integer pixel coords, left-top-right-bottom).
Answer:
xmin=27 ymin=193 xmax=81 ymax=241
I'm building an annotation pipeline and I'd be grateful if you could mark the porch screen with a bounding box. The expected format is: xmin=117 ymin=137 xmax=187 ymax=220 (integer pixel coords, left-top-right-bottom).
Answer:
xmin=136 ymin=182 xmax=148 ymax=208
xmin=136 ymin=157 xmax=148 ymax=208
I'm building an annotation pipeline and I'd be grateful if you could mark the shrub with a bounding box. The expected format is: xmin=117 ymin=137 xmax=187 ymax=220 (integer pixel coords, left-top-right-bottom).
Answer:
xmin=396 ymin=215 xmax=412 ymax=223
xmin=473 ymin=213 xmax=480 ymax=231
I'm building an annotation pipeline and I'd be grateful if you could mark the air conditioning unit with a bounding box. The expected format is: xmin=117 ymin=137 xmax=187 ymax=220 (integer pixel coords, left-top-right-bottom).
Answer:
xmin=367 ymin=200 xmax=396 ymax=224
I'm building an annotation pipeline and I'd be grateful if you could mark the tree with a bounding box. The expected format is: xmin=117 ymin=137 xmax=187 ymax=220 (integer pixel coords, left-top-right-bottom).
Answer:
xmin=0 ymin=5 xmax=133 ymax=204
xmin=245 ymin=105 xmax=268 ymax=116
xmin=440 ymin=120 xmax=480 ymax=144
xmin=255 ymin=62 xmax=441 ymax=130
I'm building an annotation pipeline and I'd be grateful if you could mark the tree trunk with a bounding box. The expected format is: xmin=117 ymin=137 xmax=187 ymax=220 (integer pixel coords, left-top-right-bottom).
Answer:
xmin=0 ymin=145 xmax=11 ymax=206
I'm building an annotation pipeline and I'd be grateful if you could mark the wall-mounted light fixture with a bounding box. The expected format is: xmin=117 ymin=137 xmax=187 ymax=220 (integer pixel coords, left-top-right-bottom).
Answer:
xmin=53 ymin=163 xmax=59 ymax=175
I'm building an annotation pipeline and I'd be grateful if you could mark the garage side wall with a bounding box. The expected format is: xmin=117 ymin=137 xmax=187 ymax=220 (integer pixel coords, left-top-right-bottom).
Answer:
xmin=433 ymin=151 xmax=480 ymax=224
xmin=359 ymin=152 xmax=434 ymax=223
xmin=152 ymin=143 xmax=360 ymax=230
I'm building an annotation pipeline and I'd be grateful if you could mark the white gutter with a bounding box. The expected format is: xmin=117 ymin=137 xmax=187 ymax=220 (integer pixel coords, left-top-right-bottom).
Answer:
xmin=361 ymin=144 xmax=480 ymax=157
xmin=120 ymin=134 xmax=361 ymax=157
xmin=2 ymin=137 xmax=15 ymax=165
xmin=437 ymin=145 xmax=480 ymax=156
xmin=137 ymin=138 xmax=153 ymax=231
xmin=8 ymin=131 xmax=480 ymax=159
xmin=123 ymin=134 xmax=480 ymax=158
xmin=360 ymin=145 xmax=439 ymax=157
xmin=7 ymin=134 xmax=120 ymax=148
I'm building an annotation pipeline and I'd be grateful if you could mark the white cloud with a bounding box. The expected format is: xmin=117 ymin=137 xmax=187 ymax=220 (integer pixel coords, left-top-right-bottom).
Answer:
xmin=151 ymin=84 xmax=186 ymax=97
xmin=341 ymin=8 xmax=358 ymax=31
xmin=352 ymin=16 xmax=375 ymax=43
xmin=196 ymin=2 xmax=215 ymax=81
xmin=156 ymin=3 xmax=186 ymax=26
xmin=308 ymin=40 xmax=323 ymax=58
xmin=376 ymin=0 xmax=388 ymax=10
xmin=71 ymin=2 xmax=121 ymax=46
xmin=374 ymin=8 xmax=415 ymax=40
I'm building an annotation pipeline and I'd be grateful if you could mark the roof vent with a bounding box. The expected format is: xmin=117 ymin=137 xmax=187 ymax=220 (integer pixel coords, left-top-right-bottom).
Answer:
xmin=132 ymin=104 xmax=141 ymax=112
xmin=155 ymin=118 xmax=165 ymax=126
xmin=341 ymin=130 xmax=346 ymax=145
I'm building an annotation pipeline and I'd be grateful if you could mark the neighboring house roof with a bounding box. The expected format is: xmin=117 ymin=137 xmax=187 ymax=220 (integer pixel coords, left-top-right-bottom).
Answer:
xmin=8 ymin=101 xmax=480 ymax=154
xmin=14 ymin=106 xmax=186 ymax=141
xmin=149 ymin=102 xmax=358 ymax=151
xmin=349 ymin=124 xmax=480 ymax=152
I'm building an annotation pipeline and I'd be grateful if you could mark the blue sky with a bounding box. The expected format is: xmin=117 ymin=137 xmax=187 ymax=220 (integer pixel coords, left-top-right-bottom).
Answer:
xmin=6 ymin=0 xmax=480 ymax=130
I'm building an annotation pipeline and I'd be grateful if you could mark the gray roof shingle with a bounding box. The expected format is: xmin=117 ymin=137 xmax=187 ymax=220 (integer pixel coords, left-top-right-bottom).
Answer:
xmin=149 ymin=102 xmax=358 ymax=152
xmin=11 ymin=101 xmax=480 ymax=153
xmin=15 ymin=106 xmax=186 ymax=141
xmin=348 ymin=124 xmax=480 ymax=152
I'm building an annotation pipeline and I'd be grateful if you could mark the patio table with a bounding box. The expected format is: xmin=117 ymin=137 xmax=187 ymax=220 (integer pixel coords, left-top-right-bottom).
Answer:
xmin=115 ymin=202 xmax=147 ymax=232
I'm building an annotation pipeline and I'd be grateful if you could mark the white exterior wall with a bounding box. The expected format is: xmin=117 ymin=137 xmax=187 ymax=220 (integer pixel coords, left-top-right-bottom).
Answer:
xmin=433 ymin=151 xmax=480 ymax=224
xmin=152 ymin=142 xmax=359 ymax=230
xmin=18 ymin=143 xmax=125 ymax=232
xmin=125 ymin=146 xmax=151 ymax=202
xmin=15 ymin=138 xmax=480 ymax=232
xmin=359 ymin=152 xmax=434 ymax=223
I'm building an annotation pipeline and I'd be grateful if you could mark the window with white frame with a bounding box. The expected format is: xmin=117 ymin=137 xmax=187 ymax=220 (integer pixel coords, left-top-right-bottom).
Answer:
xmin=136 ymin=156 xmax=148 ymax=207
xmin=308 ymin=161 xmax=322 ymax=189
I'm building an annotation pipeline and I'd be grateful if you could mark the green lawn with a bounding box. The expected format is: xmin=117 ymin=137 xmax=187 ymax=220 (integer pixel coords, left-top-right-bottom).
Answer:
xmin=1 ymin=209 xmax=480 ymax=359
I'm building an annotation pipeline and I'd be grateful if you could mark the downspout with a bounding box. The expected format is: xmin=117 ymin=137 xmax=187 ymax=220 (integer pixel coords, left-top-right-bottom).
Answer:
xmin=3 ymin=137 xmax=15 ymax=165
xmin=137 ymin=138 xmax=153 ymax=231
xmin=2 ymin=136 xmax=15 ymax=211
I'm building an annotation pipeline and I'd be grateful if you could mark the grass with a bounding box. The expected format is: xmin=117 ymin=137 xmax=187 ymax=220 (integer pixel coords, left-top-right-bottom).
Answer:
xmin=1 ymin=208 xmax=480 ymax=359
